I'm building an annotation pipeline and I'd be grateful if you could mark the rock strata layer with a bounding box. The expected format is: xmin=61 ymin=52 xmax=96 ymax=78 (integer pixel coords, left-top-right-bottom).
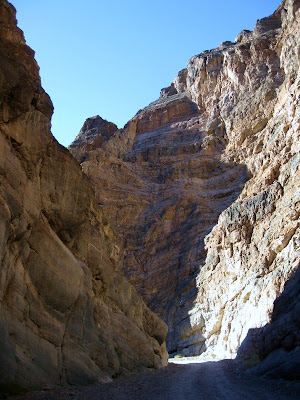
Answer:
xmin=70 ymin=0 xmax=300 ymax=364
xmin=0 ymin=0 xmax=168 ymax=390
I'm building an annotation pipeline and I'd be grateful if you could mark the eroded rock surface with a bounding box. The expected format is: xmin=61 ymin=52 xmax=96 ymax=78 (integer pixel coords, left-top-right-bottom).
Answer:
xmin=69 ymin=115 xmax=118 ymax=163
xmin=70 ymin=0 xmax=299 ymax=361
xmin=0 ymin=0 xmax=168 ymax=390
xmin=251 ymin=268 xmax=300 ymax=380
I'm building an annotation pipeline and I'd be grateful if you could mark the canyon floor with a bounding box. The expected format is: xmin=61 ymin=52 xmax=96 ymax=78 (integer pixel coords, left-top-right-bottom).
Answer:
xmin=8 ymin=358 xmax=300 ymax=400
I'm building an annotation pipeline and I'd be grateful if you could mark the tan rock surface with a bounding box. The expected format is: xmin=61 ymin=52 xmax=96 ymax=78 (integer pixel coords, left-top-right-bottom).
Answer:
xmin=183 ymin=0 xmax=299 ymax=359
xmin=70 ymin=0 xmax=299 ymax=359
xmin=0 ymin=0 xmax=168 ymax=390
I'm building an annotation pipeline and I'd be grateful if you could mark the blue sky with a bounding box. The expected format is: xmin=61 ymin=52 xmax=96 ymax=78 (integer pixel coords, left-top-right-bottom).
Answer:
xmin=12 ymin=0 xmax=281 ymax=147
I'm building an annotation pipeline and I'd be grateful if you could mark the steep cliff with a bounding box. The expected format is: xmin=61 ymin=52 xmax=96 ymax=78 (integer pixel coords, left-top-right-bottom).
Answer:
xmin=0 ymin=0 xmax=168 ymax=390
xmin=70 ymin=0 xmax=299 ymax=362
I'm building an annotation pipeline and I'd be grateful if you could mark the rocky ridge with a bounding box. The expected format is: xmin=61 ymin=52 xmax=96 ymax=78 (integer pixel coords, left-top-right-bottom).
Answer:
xmin=0 ymin=0 xmax=168 ymax=390
xmin=70 ymin=0 xmax=300 ymax=363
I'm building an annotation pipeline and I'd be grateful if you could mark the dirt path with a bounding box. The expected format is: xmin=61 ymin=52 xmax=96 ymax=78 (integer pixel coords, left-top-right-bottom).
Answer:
xmin=8 ymin=359 xmax=300 ymax=400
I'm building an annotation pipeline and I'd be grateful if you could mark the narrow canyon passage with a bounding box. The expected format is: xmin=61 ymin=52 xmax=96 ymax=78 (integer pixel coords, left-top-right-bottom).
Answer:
xmin=1 ymin=0 xmax=299 ymax=396
xmin=11 ymin=359 xmax=300 ymax=400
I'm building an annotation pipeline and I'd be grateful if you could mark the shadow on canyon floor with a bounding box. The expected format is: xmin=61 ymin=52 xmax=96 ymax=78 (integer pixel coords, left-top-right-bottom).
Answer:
xmin=8 ymin=359 xmax=300 ymax=400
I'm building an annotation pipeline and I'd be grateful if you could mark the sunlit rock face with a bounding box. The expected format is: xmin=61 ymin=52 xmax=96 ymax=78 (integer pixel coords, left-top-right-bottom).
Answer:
xmin=184 ymin=0 xmax=300 ymax=359
xmin=0 ymin=0 xmax=168 ymax=389
xmin=70 ymin=0 xmax=299 ymax=359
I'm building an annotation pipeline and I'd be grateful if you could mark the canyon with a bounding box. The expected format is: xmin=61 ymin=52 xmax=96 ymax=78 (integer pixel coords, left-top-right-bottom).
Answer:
xmin=0 ymin=0 xmax=299 ymax=395
xmin=70 ymin=0 xmax=299 ymax=368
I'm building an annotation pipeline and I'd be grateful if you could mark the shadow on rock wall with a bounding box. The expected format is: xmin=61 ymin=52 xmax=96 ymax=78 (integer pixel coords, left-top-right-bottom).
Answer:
xmin=236 ymin=266 xmax=300 ymax=380
xmin=71 ymin=96 xmax=250 ymax=357
xmin=138 ymin=158 xmax=250 ymax=357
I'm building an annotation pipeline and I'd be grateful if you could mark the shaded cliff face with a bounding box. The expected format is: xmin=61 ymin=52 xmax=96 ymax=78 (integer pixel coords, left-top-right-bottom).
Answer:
xmin=250 ymin=267 xmax=300 ymax=379
xmin=70 ymin=0 xmax=299 ymax=360
xmin=71 ymin=93 xmax=250 ymax=357
xmin=0 ymin=0 xmax=168 ymax=389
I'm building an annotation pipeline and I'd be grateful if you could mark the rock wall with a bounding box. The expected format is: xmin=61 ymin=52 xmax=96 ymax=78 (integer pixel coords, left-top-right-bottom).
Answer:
xmin=0 ymin=0 xmax=168 ymax=390
xmin=184 ymin=0 xmax=299 ymax=359
xmin=252 ymin=267 xmax=300 ymax=379
xmin=70 ymin=0 xmax=299 ymax=359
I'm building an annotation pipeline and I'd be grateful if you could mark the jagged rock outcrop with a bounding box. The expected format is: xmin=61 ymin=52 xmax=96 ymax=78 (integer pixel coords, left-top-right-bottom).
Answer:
xmin=70 ymin=0 xmax=299 ymax=365
xmin=69 ymin=115 xmax=119 ymax=163
xmin=0 ymin=0 xmax=168 ymax=390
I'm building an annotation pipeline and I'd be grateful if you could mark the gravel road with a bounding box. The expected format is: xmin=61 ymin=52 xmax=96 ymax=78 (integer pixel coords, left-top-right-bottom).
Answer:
xmin=8 ymin=359 xmax=300 ymax=400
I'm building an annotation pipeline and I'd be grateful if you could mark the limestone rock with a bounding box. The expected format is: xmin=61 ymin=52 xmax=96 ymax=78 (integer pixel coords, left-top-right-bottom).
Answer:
xmin=0 ymin=0 xmax=168 ymax=390
xmin=133 ymin=92 xmax=199 ymax=134
xmin=234 ymin=30 xmax=252 ymax=44
xmin=69 ymin=115 xmax=118 ymax=163
xmin=70 ymin=0 xmax=299 ymax=366
xmin=242 ymin=268 xmax=300 ymax=380
xmin=160 ymin=85 xmax=178 ymax=98
xmin=254 ymin=268 xmax=300 ymax=380
xmin=170 ymin=0 xmax=300 ymax=359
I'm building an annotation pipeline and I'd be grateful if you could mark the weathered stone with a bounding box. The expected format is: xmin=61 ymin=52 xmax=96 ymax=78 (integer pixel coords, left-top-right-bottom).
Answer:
xmin=160 ymin=85 xmax=178 ymax=98
xmin=69 ymin=115 xmax=118 ymax=163
xmin=70 ymin=0 xmax=300 ymax=366
xmin=245 ymin=268 xmax=300 ymax=380
xmin=0 ymin=0 xmax=168 ymax=390
xmin=255 ymin=267 xmax=300 ymax=379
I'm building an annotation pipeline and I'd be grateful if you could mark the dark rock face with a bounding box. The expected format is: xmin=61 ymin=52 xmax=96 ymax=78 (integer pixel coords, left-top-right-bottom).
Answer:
xmin=69 ymin=115 xmax=118 ymax=162
xmin=70 ymin=0 xmax=300 ymax=365
xmin=160 ymin=85 xmax=178 ymax=98
xmin=70 ymin=94 xmax=249 ymax=357
xmin=260 ymin=267 xmax=300 ymax=359
xmin=253 ymin=13 xmax=282 ymax=36
xmin=252 ymin=267 xmax=300 ymax=380
xmin=0 ymin=0 xmax=168 ymax=390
